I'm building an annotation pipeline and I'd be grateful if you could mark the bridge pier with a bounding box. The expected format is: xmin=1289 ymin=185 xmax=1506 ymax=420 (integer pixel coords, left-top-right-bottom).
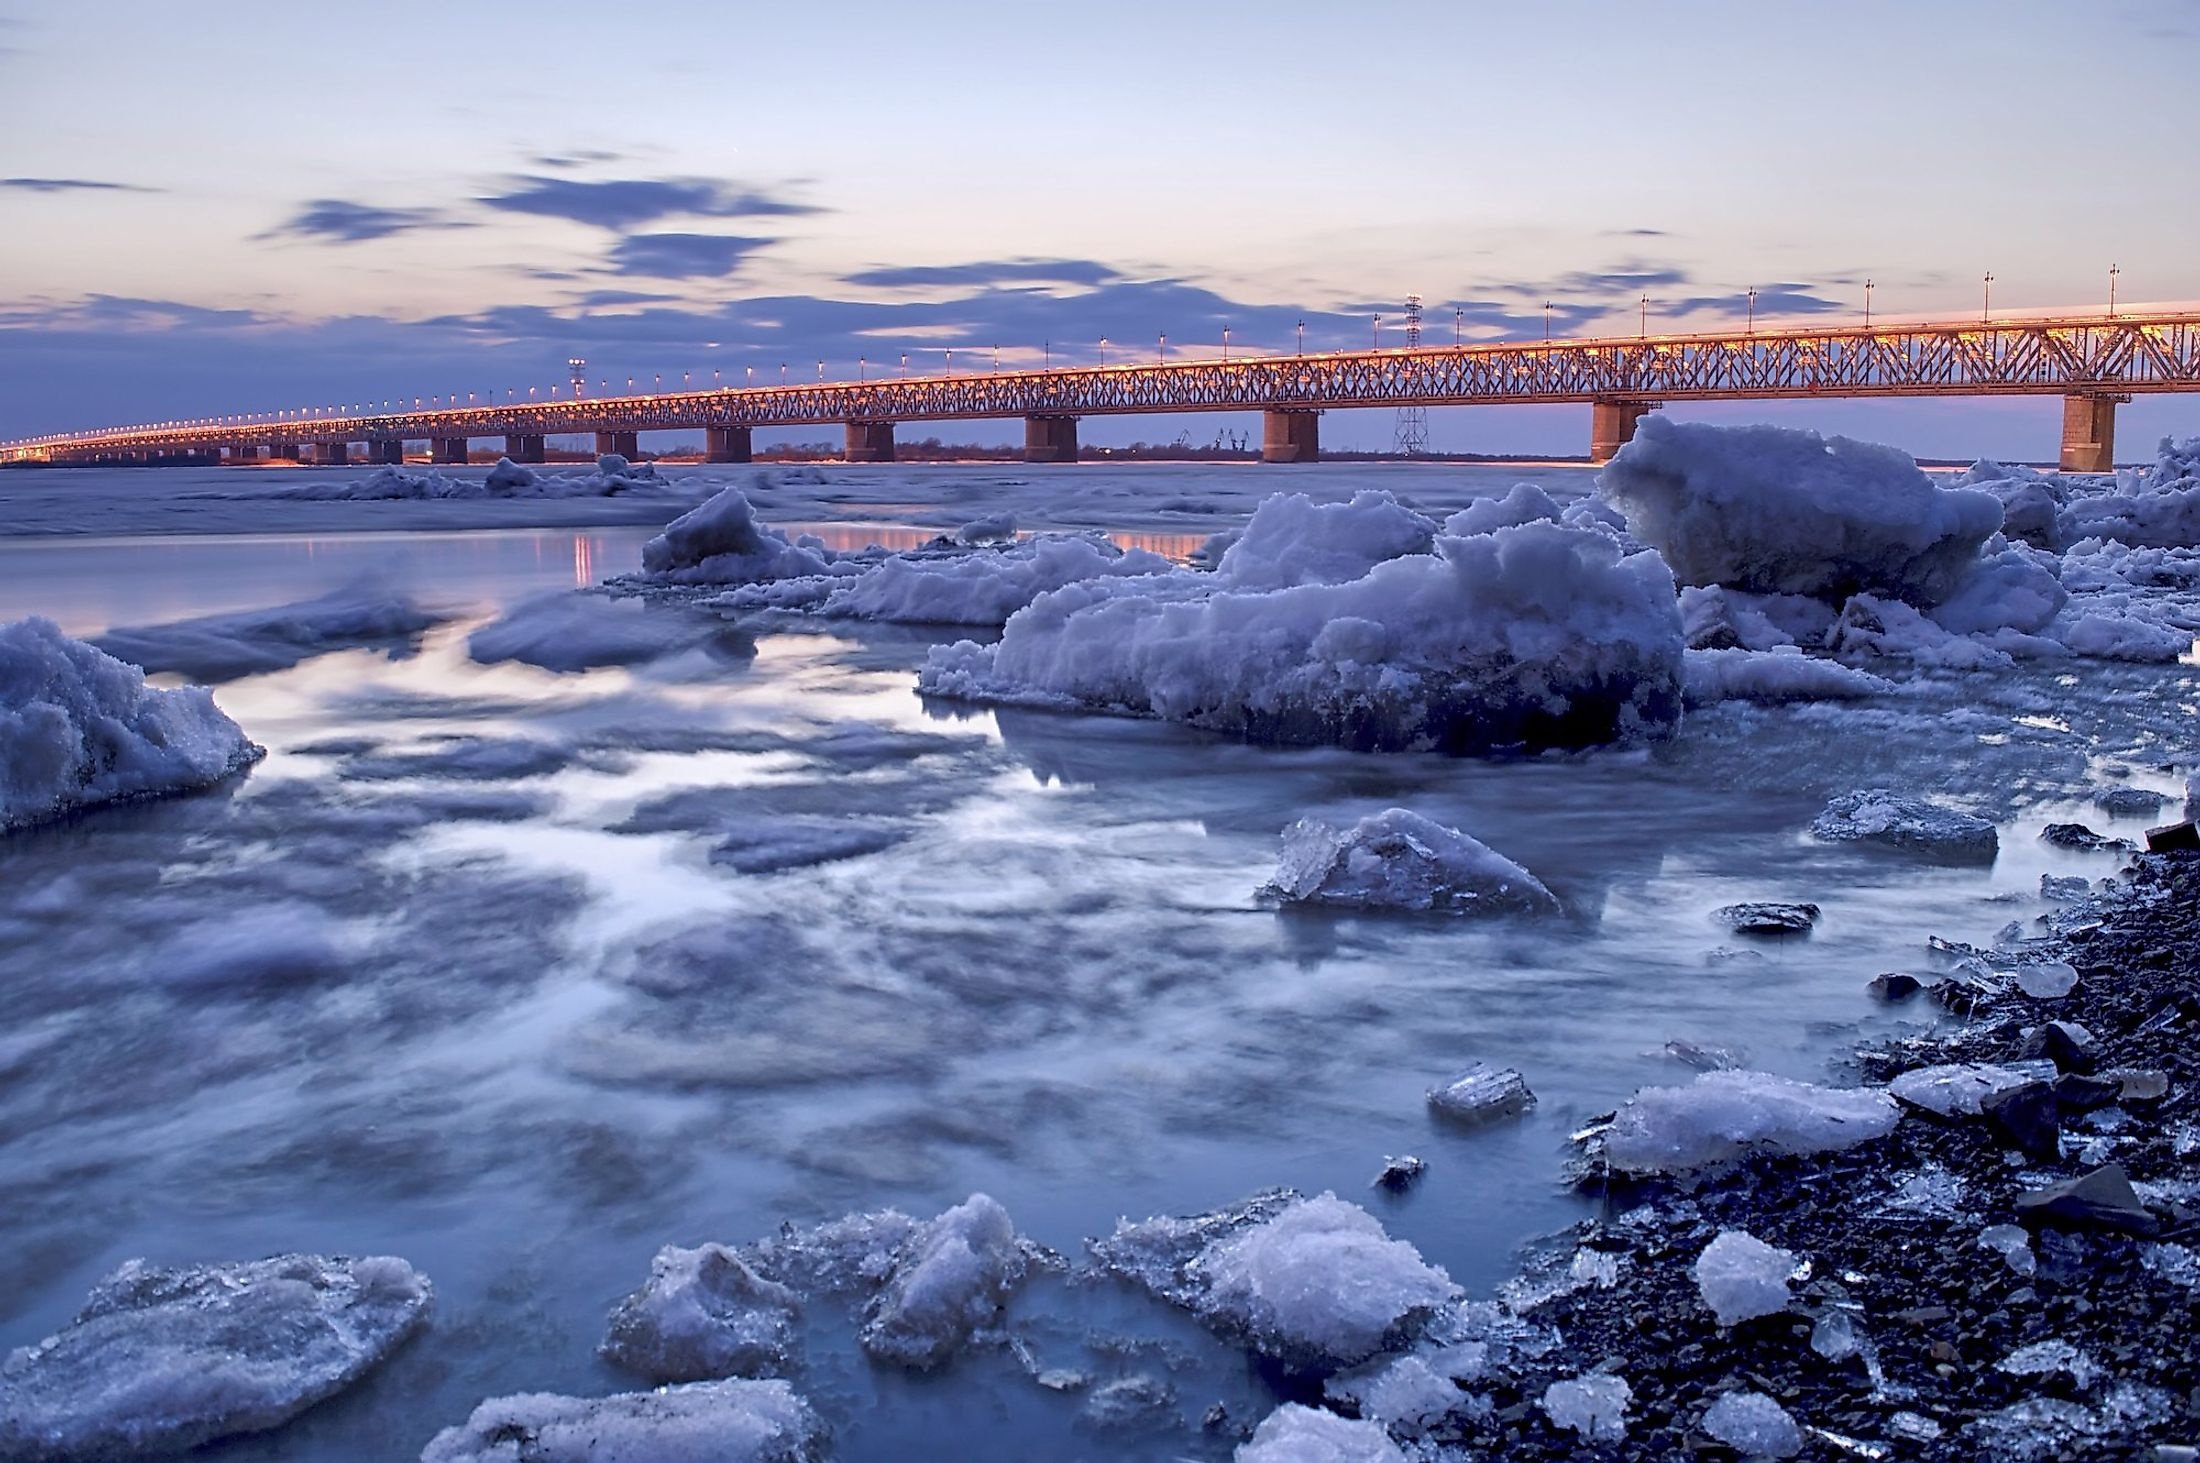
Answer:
xmin=371 ymin=441 xmax=403 ymax=465
xmin=315 ymin=442 xmax=351 ymax=466
xmin=2060 ymin=393 xmax=2125 ymax=473
xmin=706 ymin=426 xmax=753 ymax=463
xmin=844 ymin=421 xmax=896 ymax=463
xmin=505 ymin=434 xmax=546 ymax=464
xmin=433 ymin=437 xmax=468 ymax=465
xmin=1590 ymin=399 xmax=1655 ymax=463
xmin=229 ymin=445 xmax=259 ymax=464
xmin=269 ymin=442 xmax=301 ymax=463
xmin=1023 ymin=415 xmax=1079 ymax=463
xmin=594 ymin=430 xmax=638 ymax=458
xmin=1260 ymin=409 xmax=1320 ymax=464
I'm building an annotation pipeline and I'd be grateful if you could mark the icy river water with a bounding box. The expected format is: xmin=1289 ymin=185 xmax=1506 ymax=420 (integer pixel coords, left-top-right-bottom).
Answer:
xmin=0 ymin=460 xmax=2194 ymax=1460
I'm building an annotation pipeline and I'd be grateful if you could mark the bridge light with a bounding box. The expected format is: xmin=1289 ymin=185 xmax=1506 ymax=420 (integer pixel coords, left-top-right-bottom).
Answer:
xmin=1295 ymin=322 xmax=1302 ymax=356
xmin=1222 ymin=325 xmax=1230 ymax=362
xmin=1982 ymin=272 xmax=1994 ymax=325
xmin=2109 ymin=263 xmax=2120 ymax=318
xmin=1158 ymin=333 xmax=1166 ymax=364
xmin=1747 ymin=286 xmax=1757 ymax=335
xmin=1372 ymin=315 xmax=1381 ymax=349
xmin=1099 ymin=337 xmax=1109 ymax=366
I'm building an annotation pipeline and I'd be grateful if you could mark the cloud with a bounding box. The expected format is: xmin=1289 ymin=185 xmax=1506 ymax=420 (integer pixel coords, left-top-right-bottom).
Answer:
xmin=1551 ymin=267 xmax=1692 ymax=296
xmin=2 ymin=177 xmax=156 ymax=194
xmin=478 ymin=176 xmax=823 ymax=230
xmin=260 ymin=199 xmax=460 ymax=244
xmin=845 ymin=258 xmax=1122 ymax=289
xmin=1670 ymin=283 xmax=1846 ymax=317
xmin=531 ymin=149 xmax=629 ymax=170
xmin=605 ymin=233 xmax=777 ymax=279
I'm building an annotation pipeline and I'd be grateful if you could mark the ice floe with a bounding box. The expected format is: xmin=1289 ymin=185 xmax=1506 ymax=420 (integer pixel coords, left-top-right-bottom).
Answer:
xmin=1265 ymin=807 xmax=1558 ymax=914
xmin=0 ymin=1253 xmax=430 ymax=1460
xmin=1810 ymin=790 xmax=1998 ymax=859
xmin=856 ymin=1193 xmax=1031 ymax=1370
xmin=94 ymin=580 xmax=447 ymax=680
xmin=601 ymin=1243 xmax=801 ymax=1383
xmin=1 ymin=616 xmax=262 ymax=832
xmin=281 ymin=454 xmax=678 ymax=503
xmin=1234 ymin=1402 xmax=1405 ymax=1462
xmin=419 ymin=1377 xmax=822 ymax=1462
xmin=1598 ymin=1070 xmax=1900 ymax=1175
xmin=467 ymin=590 xmax=732 ymax=671
xmin=1694 ymin=1229 xmax=1797 ymax=1326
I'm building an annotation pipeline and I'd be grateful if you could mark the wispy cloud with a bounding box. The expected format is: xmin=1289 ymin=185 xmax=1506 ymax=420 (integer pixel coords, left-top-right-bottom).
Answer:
xmin=2 ymin=177 xmax=157 ymax=194
xmin=258 ymin=199 xmax=463 ymax=245
xmin=605 ymin=233 xmax=776 ymax=279
xmin=845 ymin=258 xmax=1122 ymax=289
xmin=478 ymin=176 xmax=823 ymax=230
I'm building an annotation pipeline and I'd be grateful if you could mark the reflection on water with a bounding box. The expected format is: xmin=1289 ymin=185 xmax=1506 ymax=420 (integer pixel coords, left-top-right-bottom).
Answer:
xmin=0 ymin=524 xmax=2193 ymax=1461
xmin=781 ymin=521 xmax=1216 ymax=562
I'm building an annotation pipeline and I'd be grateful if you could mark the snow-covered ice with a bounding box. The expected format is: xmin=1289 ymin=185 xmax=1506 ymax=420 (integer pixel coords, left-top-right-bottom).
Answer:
xmin=467 ymin=590 xmax=728 ymax=671
xmin=1265 ymin=808 xmax=1558 ymax=914
xmin=716 ymin=530 xmax=1172 ymax=626
xmin=922 ymin=497 xmax=1686 ymax=754
xmin=1810 ymin=789 xmax=1999 ymax=860
xmin=601 ymin=1243 xmax=801 ymax=1383
xmin=1599 ymin=416 xmax=2004 ymax=604
xmin=1683 ymin=646 xmax=1894 ymax=706
xmin=1 ymin=616 xmax=263 ymax=831
xmin=94 ymin=581 xmax=446 ymax=680
xmin=1324 ymin=1353 xmax=1472 ymax=1432
xmin=1234 ymin=1403 xmax=1405 ymax=1462
xmin=1600 ymin=1070 xmax=1900 ymax=1175
xmin=280 ymin=454 xmax=681 ymax=504
xmin=1701 ymin=1389 xmax=1803 ymax=1458
xmin=1091 ymin=1191 xmax=1456 ymax=1369
xmin=1693 ymin=1229 xmax=1797 ymax=1326
xmin=1539 ymin=1373 xmax=1631 ymax=1442
xmin=419 ymin=1377 xmax=821 ymax=1463
xmin=639 ymin=486 xmax=845 ymax=586
xmin=857 ymin=1193 xmax=1031 ymax=1369
xmin=0 ymin=1253 xmax=430 ymax=1460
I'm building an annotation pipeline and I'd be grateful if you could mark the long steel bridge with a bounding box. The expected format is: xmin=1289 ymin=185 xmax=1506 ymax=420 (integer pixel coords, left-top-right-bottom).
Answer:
xmin=7 ymin=308 xmax=2198 ymax=472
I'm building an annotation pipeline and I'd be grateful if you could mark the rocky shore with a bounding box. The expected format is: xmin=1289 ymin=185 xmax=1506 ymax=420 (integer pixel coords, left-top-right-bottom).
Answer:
xmin=1406 ymin=850 xmax=2199 ymax=1461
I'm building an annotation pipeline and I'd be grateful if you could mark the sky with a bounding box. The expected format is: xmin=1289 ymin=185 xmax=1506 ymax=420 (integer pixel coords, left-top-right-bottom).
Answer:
xmin=4 ymin=0 xmax=2199 ymax=458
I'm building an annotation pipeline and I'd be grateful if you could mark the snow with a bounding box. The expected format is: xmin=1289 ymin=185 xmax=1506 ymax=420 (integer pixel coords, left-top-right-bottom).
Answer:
xmin=1683 ymin=647 xmax=1894 ymax=706
xmin=1265 ymin=808 xmax=1558 ymax=914
xmin=1 ymin=616 xmax=263 ymax=832
xmin=1888 ymin=1062 xmax=2038 ymax=1117
xmin=857 ymin=1193 xmax=1030 ymax=1369
xmin=278 ymin=455 xmax=679 ymax=503
xmin=1324 ymin=1354 xmax=1469 ymax=1431
xmin=1444 ymin=482 xmax=1562 ymax=537
xmin=1426 ymin=1063 xmax=1537 ymax=1126
xmin=467 ymin=591 xmax=725 ymax=671
xmin=1210 ymin=489 xmax=1435 ymax=590
xmin=1234 ymin=1404 xmax=1405 ymax=1463
xmin=1091 ymin=1190 xmax=1457 ymax=1369
xmin=954 ymin=511 xmax=1017 ymax=545
xmin=1678 ymin=586 xmax=1835 ymax=652
xmin=1600 ymin=1070 xmax=1901 ymax=1175
xmin=0 ymin=1253 xmax=430 ymax=1460
xmin=921 ymin=499 xmax=1686 ymax=756
xmin=639 ymin=487 xmax=846 ymax=586
xmin=1810 ymin=789 xmax=1999 ymax=859
xmin=600 ymin=1243 xmax=801 ymax=1383
xmin=717 ymin=531 xmax=1172 ymax=626
xmin=1693 ymin=1229 xmax=1797 ymax=1326
xmin=94 ymin=581 xmax=447 ymax=680
xmin=419 ymin=1378 xmax=821 ymax=1463
xmin=1539 ymin=1374 xmax=1631 ymax=1442
xmin=1701 ymin=1390 xmax=1803 ymax=1458
xmin=1928 ymin=541 xmax=2069 ymax=636
xmin=1598 ymin=416 xmax=2004 ymax=605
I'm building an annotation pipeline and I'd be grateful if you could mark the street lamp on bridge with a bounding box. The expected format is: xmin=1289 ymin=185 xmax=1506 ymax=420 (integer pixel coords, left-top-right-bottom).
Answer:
xmin=1982 ymin=272 xmax=1994 ymax=325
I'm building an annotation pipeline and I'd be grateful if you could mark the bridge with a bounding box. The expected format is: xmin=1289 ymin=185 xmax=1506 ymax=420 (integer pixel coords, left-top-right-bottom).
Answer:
xmin=6 ymin=308 xmax=2198 ymax=473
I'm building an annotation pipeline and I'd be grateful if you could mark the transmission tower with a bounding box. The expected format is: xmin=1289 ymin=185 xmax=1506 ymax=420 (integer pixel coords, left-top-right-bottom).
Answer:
xmin=1392 ymin=294 xmax=1429 ymax=456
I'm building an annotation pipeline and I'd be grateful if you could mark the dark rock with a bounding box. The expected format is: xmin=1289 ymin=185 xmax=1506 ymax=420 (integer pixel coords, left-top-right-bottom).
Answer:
xmin=2040 ymin=822 xmax=2133 ymax=852
xmin=2052 ymin=1072 xmax=2122 ymax=1112
xmin=1714 ymin=902 xmax=1820 ymax=936
xmin=2145 ymin=819 xmax=2199 ymax=853
xmin=2096 ymin=786 xmax=2169 ymax=817
xmin=2016 ymin=1020 xmax=2099 ymax=1073
xmin=1981 ymin=1080 xmax=2061 ymax=1162
xmin=1894 ymin=1305 xmax=1953 ymax=1326
xmin=1869 ymin=972 xmax=1925 ymax=1001
xmin=2014 ymin=1163 xmax=2161 ymax=1236
xmin=1373 ymin=1154 xmax=1426 ymax=1192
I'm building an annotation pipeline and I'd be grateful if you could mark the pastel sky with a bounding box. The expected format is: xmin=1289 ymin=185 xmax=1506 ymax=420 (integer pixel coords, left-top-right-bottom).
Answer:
xmin=5 ymin=0 xmax=2199 ymax=457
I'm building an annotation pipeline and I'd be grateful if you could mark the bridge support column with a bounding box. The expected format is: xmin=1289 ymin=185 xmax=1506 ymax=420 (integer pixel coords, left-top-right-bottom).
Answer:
xmin=707 ymin=426 xmax=753 ymax=463
xmin=229 ymin=445 xmax=259 ymax=463
xmin=269 ymin=442 xmax=301 ymax=462
xmin=433 ymin=438 xmax=468 ymax=465
xmin=594 ymin=430 xmax=638 ymax=458
xmin=371 ymin=441 xmax=403 ymax=465
xmin=844 ymin=421 xmax=896 ymax=463
xmin=1590 ymin=399 xmax=1655 ymax=463
xmin=315 ymin=442 xmax=351 ymax=466
xmin=1023 ymin=415 xmax=1079 ymax=463
xmin=2059 ymin=393 xmax=2124 ymax=473
xmin=504 ymin=434 xmax=546 ymax=464
xmin=1260 ymin=409 xmax=1320 ymax=464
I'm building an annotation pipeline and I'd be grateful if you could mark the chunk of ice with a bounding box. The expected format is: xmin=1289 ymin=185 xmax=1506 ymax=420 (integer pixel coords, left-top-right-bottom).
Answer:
xmin=1979 ymin=1224 xmax=2038 ymax=1277
xmin=1998 ymin=1339 xmax=2099 ymax=1387
xmin=1267 ymin=808 xmax=1558 ymax=914
xmin=1234 ymin=1403 xmax=1405 ymax=1463
xmin=2015 ymin=962 xmax=2079 ymax=999
xmin=1601 ymin=1070 xmax=1899 ymax=1175
xmin=1888 ymin=1063 xmax=2036 ymax=1117
xmin=1539 ymin=1373 xmax=1631 ymax=1442
xmin=0 ymin=1254 xmax=429 ymax=1460
xmin=1426 ymin=1062 xmax=1536 ymax=1126
xmin=419 ymin=1377 xmax=821 ymax=1462
xmin=601 ymin=1242 xmax=801 ymax=1383
xmin=1811 ymin=790 xmax=1998 ymax=860
xmin=1694 ymin=1230 xmax=1797 ymax=1327
xmin=1701 ymin=1390 xmax=1803 ymax=1458
xmin=858 ymin=1193 xmax=1030 ymax=1370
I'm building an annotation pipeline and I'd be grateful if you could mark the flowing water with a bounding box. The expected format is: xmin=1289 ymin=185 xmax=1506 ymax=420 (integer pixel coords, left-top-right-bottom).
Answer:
xmin=0 ymin=464 xmax=2194 ymax=1459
